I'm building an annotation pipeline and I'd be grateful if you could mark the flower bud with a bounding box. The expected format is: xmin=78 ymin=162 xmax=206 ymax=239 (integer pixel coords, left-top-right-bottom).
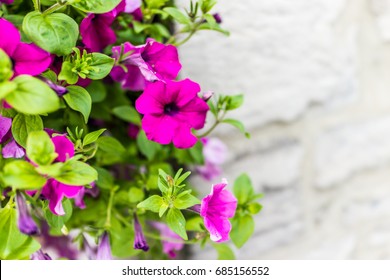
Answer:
xmin=16 ymin=192 xmax=39 ymax=235
xmin=133 ymin=213 xmax=149 ymax=251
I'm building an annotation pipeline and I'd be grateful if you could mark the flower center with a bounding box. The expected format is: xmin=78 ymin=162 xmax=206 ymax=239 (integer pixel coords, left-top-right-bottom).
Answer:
xmin=164 ymin=102 xmax=179 ymax=116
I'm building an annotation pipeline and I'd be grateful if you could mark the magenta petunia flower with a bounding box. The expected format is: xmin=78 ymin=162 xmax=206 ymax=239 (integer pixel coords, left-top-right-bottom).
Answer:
xmin=133 ymin=213 xmax=149 ymax=251
xmin=150 ymin=222 xmax=184 ymax=258
xmin=96 ymin=232 xmax=113 ymax=260
xmin=135 ymin=79 xmax=209 ymax=148
xmin=51 ymin=134 xmax=75 ymax=162
xmin=200 ymin=180 xmax=237 ymax=242
xmin=0 ymin=0 xmax=14 ymax=5
xmin=0 ymin=19 xmax=52 ymax=76
xmin=111 ymin=39 xmax=181 ymax=91
xmin=74 ymin=182 xmax=99 ymax=209
xmin=16 ymin=192 xmax=39 ymax=235
xmin=31 ymin=249 xmax=52 ymax=260
xmin=0 ymin=115 xmax=12 ymax=143
xmin=80 ymin=13 xmax=117 ymax=52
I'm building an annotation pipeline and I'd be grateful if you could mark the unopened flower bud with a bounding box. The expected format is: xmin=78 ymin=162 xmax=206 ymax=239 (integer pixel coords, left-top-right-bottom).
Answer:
xmin=202 ymin=91 xmax=214 ymax=102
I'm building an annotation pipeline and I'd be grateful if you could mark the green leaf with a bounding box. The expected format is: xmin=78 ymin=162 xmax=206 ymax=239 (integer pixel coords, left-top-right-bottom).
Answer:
xmin=0 ymin=207 xmax=41 ymax=260
xmin=112 ymin=105 xmax=141 ymax=125
xmin=145 ymin=0 xmax=169 ymax=9
xmin=69 ymin=0 xmax=122 ymax=14
xmin=226 ymin=94 xmax=244 ymax=110
xmin=163 ymin=7 xmax=191 ymax=25
xmin=166 ymin=208 xmax=188 ymax=240
xmin=83 ymin=129 xmax=106 ymax=146
xmin=96 ymin=136 xmax=126 ymax=165
xmin=95 ymin=167 xmax=114 ymax=190
xmin=159 ymin=203 xmax=168 ymax=217
xmin=2 ymin=161 xmax=47 ymax=190
xmin=0 ymin=81 xmax=16 ymax=100
xmin=44 ymin=199 xmax=73 ymax=229
xmin=11 ymin=113 xmax=43 ymax=148
xmin=136 ymin=131 xmax=161 ymax=160
xmin=176 ymin=170 xmax=191 ymax=186
xmin=128 ymin=187 xmax=144 ymax=203
xmin=137 ymin=195 xmax=163 ymax=213
xmin=23 ymin=11 xmax=78 ymax=55
xmin=248 ymin=202 xmax=263 ymax=215
xmin=86 ymin=81 xmax=107 ymax=102
xmin=58 ymin=61 xmax=79 ymax=84
xmin=233 ymin=173 xmax=254 ymax=205
xmin=26 ymin=131 xmax=57 ymax=166
xmin=213 ymin=243 xmax=236 ymax=260
xmin=64 ymin=86 xmax=92 ymax=123
xmin=198 ymin=22 xmax=230 ymax=36
xmin=185 ymin=216 xmax=204 ymax=232
xmin=36 ymin=162 xmax=64 ymax=178
xmin=174 ymin=193 xmax=200 ymax=209
xmin=87 ymin=53 xmax=114 ymax=80
xmin=110 ymin=218 xmax=139 ymax=258
xmin=0 ymin=49 xmax=13 ymax=83
xmin=222 ymin=119 xmax=250 ymax=138
xmin=230 ymin=214 xmax=254 ymax=248
xmin=54 ymin=160 xmax=98 ymax=186
xmin=6 ymin=75 xmax=60 ymax=115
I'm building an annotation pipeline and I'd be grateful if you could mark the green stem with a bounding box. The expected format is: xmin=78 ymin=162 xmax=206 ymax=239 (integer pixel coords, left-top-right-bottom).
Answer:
xmin=197 ymin=111 xmax=226 ymax=138
xmin=104 ymin=187 xmax=117 ymax=229
xmin=42 ymin=2 xmax=68 ymax=16
xmin=143 ymin=231 xmax=197 ymax=245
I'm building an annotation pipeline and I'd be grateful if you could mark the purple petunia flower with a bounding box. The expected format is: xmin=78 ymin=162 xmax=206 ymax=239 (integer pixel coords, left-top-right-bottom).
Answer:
xmin=96 ymin=232 xmax=113 ymax=260
xmin=0 ymin=115 xmax=12 ymax=143
xmin=200 ymin=180 xmax=237 ymax=242
xmin=133 ymin=213 xmax=149 ymax=251
xmin=16 ymin=192 xmax=39 ymax=235
xmin=31 ymin=249 xmax=52 ymax=260
xmin=197 ymin=138 xmax=228 ymax=181
xmin=111 ymin=39 xmax=181 ymax=91
xmin=135 ymin=79 xmax=209 ymax=149
xmin=0 ymin=19 xmax=52 ymax=76
xmin=2 ymin=138 xmax=25 ymax=158
xmin=150 ymin=222 xmax=184 ymax=258
xmin=0 ymin=0 xmax=14 ymax=5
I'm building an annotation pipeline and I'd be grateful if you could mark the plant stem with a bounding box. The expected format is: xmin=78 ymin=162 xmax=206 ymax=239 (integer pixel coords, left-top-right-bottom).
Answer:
xmin=104 ymin=187 xmax=117 ymax=229
xmin=143 ymin=231 xmax=197 ymax=245
xmin=43 ymin=2 xmax=68 ymax=16
xmin=197 ymin=111 xmax=226 ymax=138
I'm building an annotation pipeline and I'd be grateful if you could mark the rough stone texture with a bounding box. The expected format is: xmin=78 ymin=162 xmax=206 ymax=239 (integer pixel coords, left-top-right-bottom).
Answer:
xmin=183 ymin=0 xmax=390 ymax=259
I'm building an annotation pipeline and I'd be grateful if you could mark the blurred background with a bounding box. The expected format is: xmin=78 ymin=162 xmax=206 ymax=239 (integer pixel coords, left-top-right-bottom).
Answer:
xmin=178 ymin=0 xmax=390 ymax=259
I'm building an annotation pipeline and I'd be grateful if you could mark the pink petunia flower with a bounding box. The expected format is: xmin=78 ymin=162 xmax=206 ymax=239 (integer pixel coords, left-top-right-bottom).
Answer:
xmin=80 ymin=0 xmax=142 ymax=52
xmin=0 ymin=19 xmax=52 ymax=76
xmin=200 ymin=179 xmax=237 ymax=242
xmin=197 ymin=138 xmax=228 ymax=181
xmin=111 ymin=39 xmax=181 ymax=91
xmin=135 ymin=79 xmax=209 ymax=149
xmin=150 ymin=222 xmax=184 ymax=258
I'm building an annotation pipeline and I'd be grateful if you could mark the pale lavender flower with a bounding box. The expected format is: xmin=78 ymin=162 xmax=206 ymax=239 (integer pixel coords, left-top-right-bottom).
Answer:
xmin=16 ymin=192 xmax=39 ymax=235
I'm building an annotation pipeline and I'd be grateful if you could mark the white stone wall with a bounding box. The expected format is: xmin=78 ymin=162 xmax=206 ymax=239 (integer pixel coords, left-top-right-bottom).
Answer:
xmin=178 ymin=0 xmax=390 ymax=259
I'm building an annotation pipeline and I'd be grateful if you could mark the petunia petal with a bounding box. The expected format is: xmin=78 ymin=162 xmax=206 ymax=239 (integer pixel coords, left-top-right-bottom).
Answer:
xmin=12 ymin=43 xmax=52 ymax=76
xmin=0 ymin=18 xmax=20 ymax=56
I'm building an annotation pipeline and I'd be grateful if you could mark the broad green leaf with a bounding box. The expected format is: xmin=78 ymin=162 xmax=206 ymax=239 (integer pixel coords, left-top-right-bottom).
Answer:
xmin=163 ymin=7 xmax=191 ymax=25
xmin=87 ymin=81 xmax=107 ymax=102
xmin=23 ymin=11 xmax=78 ymax=55
xmin=96 ymin=136 xmax=126 ymax=165
xmin=6 ymin=76 xmax=60 ymax=115
xmin=222 ymin=118 xmax=250 ymax=138
xmin=0 ymin=207 xmax=41 ymax=260
xmin=58 ymin=61 xmax=79 ymax=84
xmin=44 ymin=199 xmax=73 ymax=229
xmin=248 ymin=202 xmax=263 ymax=215
xmin=87 ymin=53 xmax=115 ymax=80
xmin=11 ymin=113 xmax=43 ymax=148
xmin=0 ymin=81 xmax=17 ymax=100
xmin=2 ymin=161 xmax=47 ymax=190
xmin=226 ymin=94 xmax=244 ymax=111
xmin=174 ymin=193 xmax=200 ymax=209
xmin=128 ymin=187 xmax=144 ymax=203
xmin=83 ymin=128 xmax=106 ymax=146
xmin=213 ymin=243 xmax=236 ymax=260
xmin=110 ymin=218 xmax=139 ymax=258
xmin=36 ymin=162 xmax=64 ymax=178
xmin=188 ymin=141 xmax=204 ymax=165
xmin=26 ymin=131 xmax=57 ymax=166
xmin=54 ymin=160 xmax=98 ymax=186
xmin=233 ymin=173 xmax=254 ymax=205
xmin=69 ymin=0 xmax=122 ymax=14
xmin=64 ymin=86 xmax=92 ymax=123
xmin=185 ymin=216 xmax=204 ymax=232
xmin=95 ymin=166 xmax=114 ymax=190
xmin=112 ymin=105 xmax=141 ymax=125
xmin=230 ymin=214 xmax=254 ymax=248
xmin=145 ymin=0 xmax=169 ymax=9
xmin=136 ymin=131 xmax=161 ymax=160
xmin=159 ymin=203 xmax=168 ymax=217
xmin=0 ymin=49 xmax=13 ymax=83
xmin=137 ymin=195 xmax=163 ymax=213
xmin=166 ymin=208 xmax=188 ymax=240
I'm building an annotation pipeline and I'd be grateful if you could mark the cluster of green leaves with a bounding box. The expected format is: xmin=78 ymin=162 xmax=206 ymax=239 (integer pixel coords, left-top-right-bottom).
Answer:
xmin=0 ymin=50 xmax=60 ymax=115
xmin=206 ymin=93 xmax=250 ymax=138
xmin=0 ymin=131 xmax=97 ymax=191
xmin=137 ymin=168 xmax=199 ymax=240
